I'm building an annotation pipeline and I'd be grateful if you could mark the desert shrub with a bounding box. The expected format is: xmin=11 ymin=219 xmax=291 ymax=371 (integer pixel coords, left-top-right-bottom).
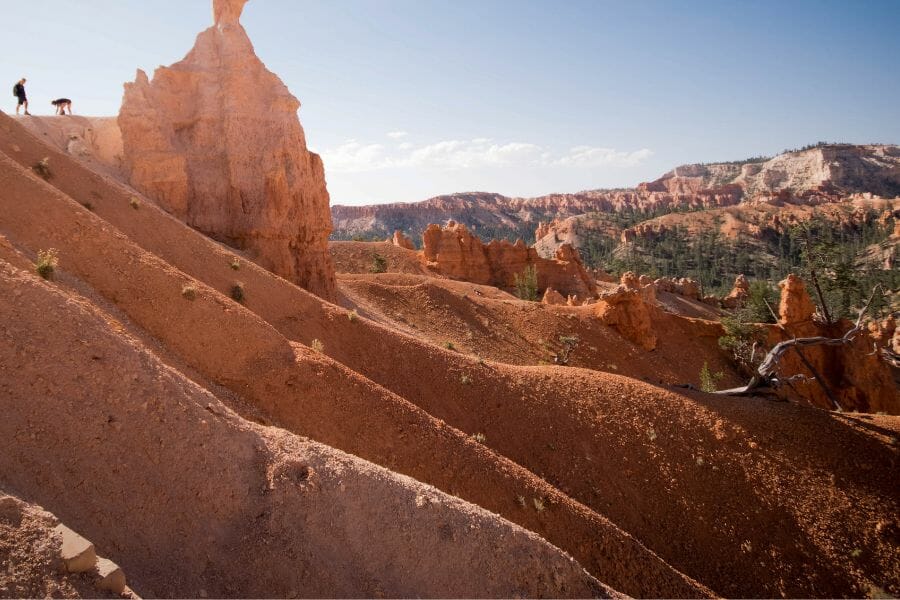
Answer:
xmin=181 ymin=284 xmax=198 ymax=301
xmin=310 ymin=339 xmax=325 ymax=353
xmin=230 ymin=259 xmax=241 ymax=271
xmin=533 ymin=497 xmax=546 ymax=512
xmin=514 ymin=265 xmax=539 ymax=301
xmin=348 ymin=309 xmax=359 ymax=322
xmin=745 ymin=280 xmax=777 ymax=323
xmin=460 ymin=374 xmax=472 ymax=385
xmin=718 ymin=311 xmax=766 ymax=374
xmin=472 ymin=433 xmax=486 ymax=443
xmin=32 ymin=158 xmax=52 ymax=180
xmin=699 ymin=361 xmax=724 ymax=393
xmin=370 ymin=253 xmax=388 ymax=274
xmin=555 ymin=334 xmax=580 ymax=365
xmin=444 ymin=341 xmax=456 ymax=351
xmin=129 ymin=197 xmax=141 ymax=210
xmin=35 ymin=249 xmax=59 ymax=280
xmin=230 ymin=282 xmax=245 ymax=303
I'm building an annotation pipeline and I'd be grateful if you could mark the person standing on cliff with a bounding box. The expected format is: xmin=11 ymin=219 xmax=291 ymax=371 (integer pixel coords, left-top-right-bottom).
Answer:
xmin=13 ymin=78 xmax=30 ymax=116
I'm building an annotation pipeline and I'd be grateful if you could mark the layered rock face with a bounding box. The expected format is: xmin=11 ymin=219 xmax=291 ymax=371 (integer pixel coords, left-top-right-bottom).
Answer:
xmin=595 ymin=279 xmax=658 ymax=351
xmin=119 ymin=0 xmax=336 ymax=300
xmin=422 ymin=222 xmax=596 ymax=299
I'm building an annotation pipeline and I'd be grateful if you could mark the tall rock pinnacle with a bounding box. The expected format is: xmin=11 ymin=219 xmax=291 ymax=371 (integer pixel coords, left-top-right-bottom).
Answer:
xmin=213 ymin=0 xmax=248 ymax=25
xmin=119 ymin=0 xmax=337 ymax=300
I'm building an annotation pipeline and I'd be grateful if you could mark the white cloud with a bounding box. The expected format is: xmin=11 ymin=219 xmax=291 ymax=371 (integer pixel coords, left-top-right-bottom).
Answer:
xmin=387 ymin=131 xmax=409 ymax=139
xmin=321 ymin=141 xmax=390 ymax=172
xmin=554 ymin=146 xmax=654 ymax=168
xmin=403 ymin=140 xmax=543 ymax=169
xmin=321 ymin=137 xmax=652 ymax=173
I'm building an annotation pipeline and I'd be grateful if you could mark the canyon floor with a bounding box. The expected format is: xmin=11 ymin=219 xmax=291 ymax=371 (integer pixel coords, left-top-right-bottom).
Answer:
xmin=1 ymin=111 xmax=898 ymax=598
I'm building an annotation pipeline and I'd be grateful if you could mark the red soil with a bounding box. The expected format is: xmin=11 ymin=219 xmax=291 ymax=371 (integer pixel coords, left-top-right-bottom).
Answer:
xmin=2 ymin=112 xmax=899 ymax=598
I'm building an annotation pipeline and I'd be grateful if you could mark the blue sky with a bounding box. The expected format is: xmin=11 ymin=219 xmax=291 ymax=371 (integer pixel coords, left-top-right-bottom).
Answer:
xmin=4 ymin=0 xmax=900 ymax=205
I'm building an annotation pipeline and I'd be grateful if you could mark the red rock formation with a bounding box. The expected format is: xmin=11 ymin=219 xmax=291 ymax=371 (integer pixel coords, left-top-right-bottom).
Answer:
xmin=119 ymin=0 xmax=336 ymax=300
xmin=422 ymin=222 xmax=596 ymax=299
xmin=722 ymin=274 xmax=750 ymax=309
xmin=542 ymin=288 xmax=566 ymax=306
xmin=595 ymin=286 xmax=657 ymax=351
xmin=391 ymin=230 xmax=415 ymax=250
xmin=654 ymin=277 xmax=701 ymax=300
xmin=778 ymin=274 xmax=816 ymax=325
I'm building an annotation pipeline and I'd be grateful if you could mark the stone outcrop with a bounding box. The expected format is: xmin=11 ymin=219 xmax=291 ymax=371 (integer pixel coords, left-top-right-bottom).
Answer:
xmin=391 ymin=230 xmax=415 ymax=250
xmin=722 ymin=274 xmax=750 ymax=309
xmin=422 ymin=222 xmax=596 ymax=299
xmin=542 ymin=288 xmax=567 ymax=306
xmin=595 ymin=285 xmax=657 ymax=351
xmin=118 ymin=0 xmax=336 ymax=300
xmin=654 ymin=276 xmax=701 ymax=300
xmin=778 ymin=274 xmax=816 ymax=325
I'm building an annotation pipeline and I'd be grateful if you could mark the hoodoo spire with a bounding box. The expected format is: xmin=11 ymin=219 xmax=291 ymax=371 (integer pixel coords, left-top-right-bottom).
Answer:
xmin=213 ymin=0 xmax=248 ymax=25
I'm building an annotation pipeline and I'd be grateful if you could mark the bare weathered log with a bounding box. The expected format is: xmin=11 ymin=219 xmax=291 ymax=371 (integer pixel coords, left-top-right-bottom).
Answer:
xmin=710 ymin=286 xmax=883 ymax=401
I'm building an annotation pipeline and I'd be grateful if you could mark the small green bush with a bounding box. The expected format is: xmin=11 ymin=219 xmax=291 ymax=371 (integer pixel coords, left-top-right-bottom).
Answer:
xmin=699 ymin=361 xmax=724 ymax=393
xmin=311 ymin=339 xmax=325 ymax=353
xmin=444 ymin=341 xmax=456 ymax=351
xmin=370 ymin=253 xmax=388 ymax=274
xmin=230 ymin=259 xmax=241 ymax=271
xmin=555 ymin=334 xmax=580 ymax=365
xmin=129 ymin=197 xmax=141 ymax=210
xmin=35 ymin=249 xmax=59 ymax=280
xmin=533 ymin=497 xmax=546 ymax=512
xmin=181 ymin=284 xmax=198 ymax=301
xmin=460 ymin=374 xmax=472 ymax=385
xmin=514 ymin=265 xmax=539 ymax=301
xmin=348 ymin=309 xmax=359 ymax=322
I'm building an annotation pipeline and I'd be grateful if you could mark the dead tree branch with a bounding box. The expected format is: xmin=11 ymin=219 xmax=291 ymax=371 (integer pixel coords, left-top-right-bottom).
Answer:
xmin=711 ymin=286 xmax=883 ymax=401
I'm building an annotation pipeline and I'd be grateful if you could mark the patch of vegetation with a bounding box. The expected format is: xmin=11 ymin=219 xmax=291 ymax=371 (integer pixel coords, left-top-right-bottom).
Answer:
xmin=532 ymin=497 xmax=546 ymax=512
xmin=310 ymin=339 xmax=325 ymax=353
xmin=718 ymin=310 xmax=766 ymax=375
xmin=347 ymin=309 xmax=359 ymax=322
xmin=230 ymin=259 xmax=241 ymax=271
xmin=35 ymin=248 xmax=58 ymax=280
xmin=472 ymin=432 xmax=486 ymax=443
xmin=516 ymin=495 xmax=527 ymax=508
xmin=514 ymin=265 xmax=539 ymax=301
xmin=370 ymin=253 xmax=388 ymax=274
xmin=460 ymin=374 xmax=472 ymax=385
xmin=32 ymin=158 xmax=52 ymax=180
xmin=699 ymin=361 xmax=724 ymax=393
xmin=181 ymin=284 xmax=198 ymax=301
xmin=230 ymin=282 xmax=245 ymax=303
xmin=129 ymin=197 xmax=141 ymax=210
xmin=554 ymin=334 xmax=580 ymax=365
xmin=444 ymin=341 xmax=456 ymax=351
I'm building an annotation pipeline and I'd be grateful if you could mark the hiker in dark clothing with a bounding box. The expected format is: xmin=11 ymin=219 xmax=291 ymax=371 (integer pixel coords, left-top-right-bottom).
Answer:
xmin=13 ymin=78 xmax=30 ymax=116
xmin=51 ymin=98 xmax=73 ymax=115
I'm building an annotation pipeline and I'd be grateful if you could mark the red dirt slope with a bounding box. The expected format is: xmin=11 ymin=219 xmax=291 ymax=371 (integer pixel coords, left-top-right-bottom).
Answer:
xmin=2 ymin=112 xmax=899 ymax=598
xmin=0 ymin=258 xmax=612 ymax=599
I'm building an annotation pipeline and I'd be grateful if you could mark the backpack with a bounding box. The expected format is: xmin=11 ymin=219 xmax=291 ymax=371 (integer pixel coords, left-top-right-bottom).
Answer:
xmin=12 ymin=85 xmax=17 ymax=98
